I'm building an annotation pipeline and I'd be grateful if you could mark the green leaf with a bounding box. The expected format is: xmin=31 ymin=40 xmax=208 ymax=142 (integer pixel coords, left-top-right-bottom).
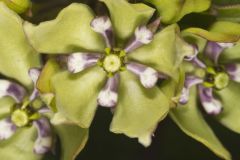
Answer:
xmin=145 ymin=0 xmax=211 ymax=24
xmin=210 ymin=21 xmax=240 ymax=36
xmin=24 ymin=3 xmax=105 ymax=54
xmin=54 ymin=124 xmax=88 ymax=160
xmin=216 ymin=82 xmax=240 ymax=134
xmin=100 ymin=0 xmax=155 ymax=42
xmin=0 ymin=97 xmax=15 ymax=119
xmin=110 ymin=71 xmax=169 ymax=147
xmin=170 ymin=87 xmax=231 ymax=160
xmin=129 ymin=24 xmax=195 ymax=77
xmin=183 ymin=27 xmax=239 ymax=42
xmin=51 ymin=66 xmax=106 ymax=128
xmin=214 ymin=5 xmax=240 ymax=23
xmin=0 ymin=2 xmax=41 ymax=87
xmin=0 ymin=126 xmax=42 ymax=160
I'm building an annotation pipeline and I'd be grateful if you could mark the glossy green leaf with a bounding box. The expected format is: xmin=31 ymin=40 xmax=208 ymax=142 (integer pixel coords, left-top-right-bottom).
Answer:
xmin=145 ymin=0 xmax=211 ymax=24
xmin=24 ymin=3 xmax=105 ymax=54
xmin=51 ymin=66 xmax=106 ymax=128
xmin=170 ymin=88 xmax=231 ymax=160
xmin=214 ymin=4 xmax=240 ymax=23
xmin=54 ymin=124 xmax=88 ymax=160
xmin=183 ymin=28 xmax=239 ymax=42
xmin=0 ymin=2 xmax=40 ymax=87
xmin=110 ymin=71 xmax=169 ymax=146
xmin=0 ymin=126 xmax=42 ymax=160
xmin=210 ymin=21 xmax=240 ymax=36
xmin=129 ymin=24 xmax=195 ymax=77
xmin=216 ymin=82 xmax=240 ymax=134
xmin=101 ymin=0 xmax=155 ymax=42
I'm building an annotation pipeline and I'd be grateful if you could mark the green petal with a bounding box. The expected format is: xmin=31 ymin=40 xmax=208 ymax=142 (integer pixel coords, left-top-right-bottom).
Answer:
xmin=110 ymin=71 xmax=169 ymax=146
xmin=24 ymin=3 xmax=105 ymax=54
xmin=54 ymin=124 xmax=88 ymax=160
xmin=37 ymin=58 xmax=60 ymax=93
xmin=219 ymin=42 xmax=240 ymax=63
xmin=100 ymin=0 xmax=155 ymax=42
xmin=51 ymin=66 xmax=106 ymax=128
xmin=129 ymin=24 xmax=195 ymax=77
xmin=170 ymin=87 xmax=231 ymax=160
xmin=0 ymin=126 xmax=42 ymax=160
xmin=0 ymin=2 xmax=40 ymax=87
xmin=216 ymin=82 xmax=240 ymax=134
xmin=145 ymin=0 xmax=211 ymax=24
xmin=0 ymin=97 xmax=15 ymax=119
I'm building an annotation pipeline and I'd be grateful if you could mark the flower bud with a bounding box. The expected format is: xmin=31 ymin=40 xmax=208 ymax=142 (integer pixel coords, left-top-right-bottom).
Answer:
xmin=2 ymin=0 xmax=31 ymax=14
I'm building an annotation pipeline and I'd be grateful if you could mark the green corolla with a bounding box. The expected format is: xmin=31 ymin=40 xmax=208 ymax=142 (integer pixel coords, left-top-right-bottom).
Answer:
xmin=24 ymin=0 xmax=194 ymax=146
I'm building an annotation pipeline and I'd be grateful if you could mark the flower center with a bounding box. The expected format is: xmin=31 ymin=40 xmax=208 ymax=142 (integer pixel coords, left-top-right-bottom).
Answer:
xmin=103 ymin=54 xmax=121 ymax=73
xmin=10 ymin=100 xmax=41 ymax=127
xmin=203 ymin=66 xmax=230 ymax=90
xmin=98 ymin=48 xmax=126 ymax=76
xmin=11 ymin=109 xmax=29 ymax=127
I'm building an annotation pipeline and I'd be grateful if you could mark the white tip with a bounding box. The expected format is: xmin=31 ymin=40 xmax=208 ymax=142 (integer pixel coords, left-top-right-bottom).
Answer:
xmin=135 ymin=26 xmax=153 ymax=44
xmin=179 ymin=87 xmax=190 ymax=104
xmin=217 ymin=42 xmax=234 ymax=49
xmin=140 ymin=68 xmax=158 ymax=88
xmin=34 ymin=136 xmax=52 ymax=154
xmin=138 ymin=135 xmax=152 ymax=147
xmin=29 ymin=68 xmax=41 ymax=85
xmin=0 ymin=80 xmax=10 ymax=98
xmin=0 ymin=119 xmax=16 ymax=140
xmin=67 ymin=53 xmax=98 ymax=73
xmin=97 ymin=89 xmax=118 ymax=107
xmin=91 ymin=16 xmax=112 ymax=34
xmin=202 ymin=99 xmax=222 ymax=115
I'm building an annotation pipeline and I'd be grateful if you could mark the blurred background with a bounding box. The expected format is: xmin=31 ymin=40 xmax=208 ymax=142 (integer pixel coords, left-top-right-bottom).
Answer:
xmin=26 ymin=0 xmax=240 ymax=159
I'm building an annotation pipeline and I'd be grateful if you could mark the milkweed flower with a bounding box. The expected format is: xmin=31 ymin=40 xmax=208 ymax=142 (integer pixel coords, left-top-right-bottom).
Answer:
xmin=25 ymin=0 xmax=194 ymax=146
xmin=0 ymin=68 xmax=53 ymax=154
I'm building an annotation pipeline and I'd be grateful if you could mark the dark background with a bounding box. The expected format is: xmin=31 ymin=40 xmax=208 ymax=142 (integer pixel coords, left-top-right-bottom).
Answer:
xmin=76 ymin=108 xmax=240 ymax=160
xmin=28 ymin=0 xmax=240 ymax=159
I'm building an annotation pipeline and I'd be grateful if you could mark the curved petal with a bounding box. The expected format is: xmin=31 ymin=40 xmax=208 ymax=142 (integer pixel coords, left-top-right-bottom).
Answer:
xmin=110 ymin=71 xmax=169 ymax=147
xmin=198 ymin=86 xmax=222 ymax=115
xmin=170 ymin=87 xmax=231 ymax=160
xmin=54 ymin=124 xmax=88 ymax=160
xmin=128 ymin=24 xmax=195 ymax=76
xmin=100 ymin=0 xmax=155 ymax=41
xmin=225 ymin=63 xmax=240 ymax=82
xmin=51 ymin=66 xmax=106 ymax=128
xmin=24 ymin=3 xmax=105 ymax=53
xmin=33 ymin=117 xmax=52 ymax=154
xmin=219 ymin=42 xmax=240 ymax=63
xmin=0 ymin=118 xmax=16 ymax=140
xmin=145 ymin=0 xmax=210 ymax=24
xmin=216 ymin=82 xmax=240 ymax=134
xmin=0 ymin=80 xmax=26 ymax=103
xmin=0 ymin=125 xmax=43 ymax=160
xmin=204 ymin=41 xmax=234 ymax=64
xmin=0 ymin=2 xmax=41 ymax=87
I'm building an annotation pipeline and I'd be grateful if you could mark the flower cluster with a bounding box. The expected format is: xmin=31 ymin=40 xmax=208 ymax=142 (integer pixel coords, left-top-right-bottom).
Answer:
xmin=0 ymin=0 xmax=239 ymax=160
